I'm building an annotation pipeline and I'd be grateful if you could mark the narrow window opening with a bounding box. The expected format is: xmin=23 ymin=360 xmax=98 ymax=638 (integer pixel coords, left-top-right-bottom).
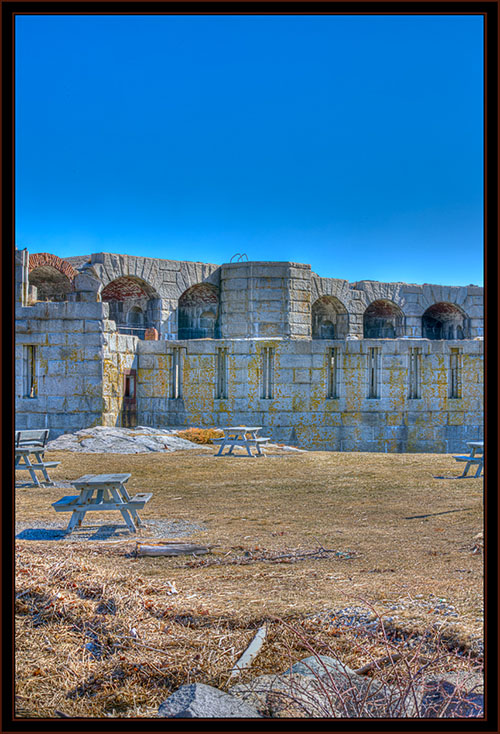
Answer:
xmin=124 ymin=374 xmax=135 ymax=398
xmin=216 ymin=348 xmax=228 ymax=399
xmin=261 ymin=347 xmax=274 ymax=399
xmin=23 ymin=345 xmax=37 ymax=398
xmin=327 ymin=347 xmax=338 ymax=399
xmin=368 ymin=347 xmax=381 ymax=399
xmin=449 ymin=348 xmax=461 ymax=399
xmin=408 ymin=348 xmax=422 ymax=399
xmin=171 ymin=347 xmax=183 ymax=399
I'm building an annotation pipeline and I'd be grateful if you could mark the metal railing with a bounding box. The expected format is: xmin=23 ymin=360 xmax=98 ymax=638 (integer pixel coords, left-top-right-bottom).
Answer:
xmin=116 ymin=326 xmax=149 ymax=339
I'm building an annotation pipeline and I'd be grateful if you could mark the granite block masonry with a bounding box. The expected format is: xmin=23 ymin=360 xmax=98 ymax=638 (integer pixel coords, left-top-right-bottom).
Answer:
xmin=15 ymin=248 xmax=483 ymax=451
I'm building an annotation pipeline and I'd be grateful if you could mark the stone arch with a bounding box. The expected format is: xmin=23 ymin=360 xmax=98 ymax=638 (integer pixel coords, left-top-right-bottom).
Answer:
xmin=422 ymin=302 xmax=470 ymax=339
xmin=28 ymin=253 xmax=77 ymax=302
xmin=364 ymin=299 xmax=405 ymax=338
xmin=102 ymin=276 xmax=160 ymax=336
xmin=178 ymin=283 xmax=220 ymax=339
xmin=311 ymin=296 xmax=349 ymax=339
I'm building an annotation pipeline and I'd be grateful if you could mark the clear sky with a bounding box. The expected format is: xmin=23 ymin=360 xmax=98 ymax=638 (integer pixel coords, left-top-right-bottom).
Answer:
xmin=15 ymin=14 xmax=483 ymax=286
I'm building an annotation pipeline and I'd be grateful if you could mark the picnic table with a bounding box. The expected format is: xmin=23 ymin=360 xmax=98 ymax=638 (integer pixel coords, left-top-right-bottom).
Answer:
xmin=212 ymin=426 xmax=270 ymax=457
xmin=453 ymin=441 xmax=484 ymax=478
xmin=52 ymin=473 xmax=152 ymax=534
xmin=15 ymin=429 xmax=60 ymax=486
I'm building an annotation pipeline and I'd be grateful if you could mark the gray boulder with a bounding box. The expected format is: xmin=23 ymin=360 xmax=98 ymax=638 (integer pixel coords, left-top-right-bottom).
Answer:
xmin=417 ymin=673 xmax=484 ymax=718
xmin=230 ymin=673 xmax=325 ymax=718
xmin=158 ymin=683 xmax=262 ymax=718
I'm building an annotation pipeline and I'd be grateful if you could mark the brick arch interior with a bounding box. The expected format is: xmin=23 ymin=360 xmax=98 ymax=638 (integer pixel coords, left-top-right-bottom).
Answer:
xmin=311 ymin=296 xmax=349 ymax=339
xmin=28 ymin=253 xmax=77 ymax=302
xmin=28 ymin=266 xmax=73 ymax=302
xmin=178 ymin=283 xmax=220 ymax=339
xmin=364 ymin=300 xmax=405 ymax=338
xmin=101 ymin=276 xmax=160 ymax=335
xmin=422 ymin=302 xmax=470 ymax=340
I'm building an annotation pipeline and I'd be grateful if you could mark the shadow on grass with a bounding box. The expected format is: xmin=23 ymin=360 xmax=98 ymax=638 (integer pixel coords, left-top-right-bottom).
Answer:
xmin=16 ymin=524 xmax=131 ymax=541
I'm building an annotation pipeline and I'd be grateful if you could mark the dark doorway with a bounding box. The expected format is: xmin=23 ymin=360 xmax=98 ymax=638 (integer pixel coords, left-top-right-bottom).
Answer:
xmin=121 ymin=369 xmax=137 ymax=427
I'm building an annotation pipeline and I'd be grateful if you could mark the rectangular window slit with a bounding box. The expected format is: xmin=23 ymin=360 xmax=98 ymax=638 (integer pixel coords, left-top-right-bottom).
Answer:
xmin=327 ymin=347 xmax=338 ymax=399
xmin=449 ymin=348 xmax=461 ymax=399
xmin=171 ymin=347 xmax=183 ymax=399
xmin=23 ymin=345 xmax=37 ymax=398
xmin=368 ymin=347 xmax=381 ymax=399
xmin=216 ymin=348 xmax=228 ymax=399
xmin=261 ymin=347 xmax=274 ymax=399
xmin=408 ymin=347 xmax=422 ymax=399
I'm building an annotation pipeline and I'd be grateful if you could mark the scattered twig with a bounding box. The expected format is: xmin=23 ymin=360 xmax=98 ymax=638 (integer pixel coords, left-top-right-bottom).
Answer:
xmin=354 ymin=653 xmax=403 ymax=675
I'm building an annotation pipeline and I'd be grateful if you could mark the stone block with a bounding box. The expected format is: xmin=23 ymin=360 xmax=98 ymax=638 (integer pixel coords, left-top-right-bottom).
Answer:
xmin=252 ymin=264 xmax=288 ymax=278
xmin=83 ymin=377 xmax=105 ymax=398
xmin=361 ymin=412 xmax=385 ymax=427
xmin=14 ymin=412 xmax=46 ymax=429
xmin=46 ymin=360 xmax=66 ymax=377
xmin=63 ymin=319 xmax=85 ymax=333
xmin=16 ymin=331 xmax=49 ymax=345
xmin=278 ymin=354 xmax=311 ymax=368
xmin=83 ymin=319 xmax=105 ymax=333
xmin=293 ymin=368 xmax=311 ymax=384
xmin=448 ymin=412 xmax=464 ymax=425
xmin=42 ymin=375 xmax=79 ymax=396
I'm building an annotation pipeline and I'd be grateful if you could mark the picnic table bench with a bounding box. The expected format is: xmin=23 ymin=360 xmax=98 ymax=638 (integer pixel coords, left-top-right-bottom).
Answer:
xmin=453 ymin=441 xmax=484 ymax=478
xmin=212 ymin=426 xmax=270 ymax=457
xmin=52 ymin=473 xmax=152 ymax=534
xmin=15 ymin=429 xmax=60 ymax=486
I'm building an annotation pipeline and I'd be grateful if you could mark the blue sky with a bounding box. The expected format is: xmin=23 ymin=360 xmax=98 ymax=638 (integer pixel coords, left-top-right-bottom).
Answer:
xmin=15 ymin=14 xmax=483 ymax=286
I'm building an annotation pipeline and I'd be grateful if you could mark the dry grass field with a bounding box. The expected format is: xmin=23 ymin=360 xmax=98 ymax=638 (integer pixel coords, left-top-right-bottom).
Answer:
xmin=15 ymin=445 xmax=483 ymax=718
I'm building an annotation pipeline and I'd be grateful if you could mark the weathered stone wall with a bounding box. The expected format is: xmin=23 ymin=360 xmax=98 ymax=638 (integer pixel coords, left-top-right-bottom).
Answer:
xmin=15 ymin=301 xmax=108 ymax=435
xmin=15 ymin=250 xmax=484 ymax=450
xmin=136 ymin=338 xmax=483 ymax=452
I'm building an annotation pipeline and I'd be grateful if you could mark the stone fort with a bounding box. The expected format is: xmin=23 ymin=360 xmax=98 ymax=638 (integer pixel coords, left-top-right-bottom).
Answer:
xmin=15 ymin=248 xmax=484 ymax=452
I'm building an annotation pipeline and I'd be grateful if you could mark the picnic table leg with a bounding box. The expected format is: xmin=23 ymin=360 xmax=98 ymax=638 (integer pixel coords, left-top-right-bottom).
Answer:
xmin=22 ymin=455 xmax=41 ymax=487
xmin=66 ymin=509 xmax=85 ymax=532
xmin=115 ymin=483 xmax=144 ymax=527
xmin=108 ymin=486 xmax=138 ymax=532
xmin=245 ymin=442 xmax=253 ymax=457
xmin=460 ymin=461 xmax=471 ymax=478
xmin=35 ymin=451 xmax=54 ymax=485
xmin=475 ymin=461 xmax=483 ymax=478
xmin=215 ymin=440 xmax=228 ymax=456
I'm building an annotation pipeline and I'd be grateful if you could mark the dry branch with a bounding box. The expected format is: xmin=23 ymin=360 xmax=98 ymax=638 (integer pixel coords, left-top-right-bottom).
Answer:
xmin=135 ymin=541 xmax=210 ymax=557
xmin=230 ymin=625 xmax=268 ymax=678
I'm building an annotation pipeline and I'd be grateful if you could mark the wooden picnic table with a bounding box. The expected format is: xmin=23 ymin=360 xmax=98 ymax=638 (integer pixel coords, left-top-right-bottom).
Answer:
xmin=52 ymin=473 xmax=152 ymax=534
xmin=15 ymin=430 xmax=60 ymax=486
xmin=453 ymin=441 xmax=484 ymax=478
xmin=212 ymin=426 xmax=270 ymax=457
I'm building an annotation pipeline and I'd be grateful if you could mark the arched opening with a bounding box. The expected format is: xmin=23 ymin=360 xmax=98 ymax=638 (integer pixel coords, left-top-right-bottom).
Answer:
xmin=363 ymin=300 xmax=405 ymax=338
xmin=101 ymin=276 xmax=159 ymax=338
xmin=127 ymin=306 xmax=145 ymax=327
xmin=311 ymin=296 xmax=349 ymax=339
xmin=178 ymin=284 xmax=220 ymax=339
xmin=28 ymin=266 xmax=73 ymax=302
xmin=422 ymin=302 xmax=469 ymax=340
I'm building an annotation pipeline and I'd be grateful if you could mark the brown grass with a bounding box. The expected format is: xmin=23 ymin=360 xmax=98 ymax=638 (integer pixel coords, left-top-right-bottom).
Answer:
xmin=174 ymin=428 xmax=223 ymax=444
xmin=15 ymin=447 xmax=483 ymax=718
